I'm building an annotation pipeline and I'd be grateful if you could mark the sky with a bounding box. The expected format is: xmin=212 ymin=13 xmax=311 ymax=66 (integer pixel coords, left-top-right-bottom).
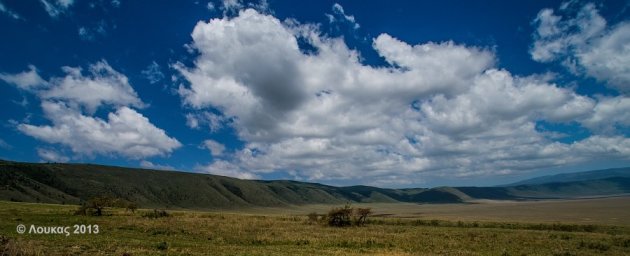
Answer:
xmin=0 ymin=0 xmax=629 ymax=188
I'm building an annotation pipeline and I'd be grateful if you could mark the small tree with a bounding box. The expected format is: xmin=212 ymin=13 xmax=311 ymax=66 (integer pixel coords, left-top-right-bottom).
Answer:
xmin=75 ymin=197 xmax=115 ymax=216
xmin=355 ymin=208 xmax=372 ymax=226
xmin=327 ymin=204 xmax=353 ymax=227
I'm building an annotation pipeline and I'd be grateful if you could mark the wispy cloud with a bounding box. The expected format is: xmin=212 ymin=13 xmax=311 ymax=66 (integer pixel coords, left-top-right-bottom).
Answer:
xmin=328 ymin=3 xmax=360 ymax=29
xmin=40 ymin=0 xmax=74 ymax=17
xmin=531 ymin=2 xmax=630 ymax=93
xmin=141 ymin=61 xmax=165 ymax=84
xmin=0 ymin=1 xmax=21 ymax=20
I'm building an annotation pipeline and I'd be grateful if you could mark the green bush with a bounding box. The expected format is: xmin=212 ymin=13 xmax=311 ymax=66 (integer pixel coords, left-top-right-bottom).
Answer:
xmin=143 ymin=209 xmax=171 ymax=219
xmin=156 ymin=241 xmax=168 ymax=250
xmin=74 ymin=197 xmax=139 ymax=216
xmin=327 ymin=204 xmax=353 ymax=227
xmin=325 ymin=204 xmax=372 ymax=227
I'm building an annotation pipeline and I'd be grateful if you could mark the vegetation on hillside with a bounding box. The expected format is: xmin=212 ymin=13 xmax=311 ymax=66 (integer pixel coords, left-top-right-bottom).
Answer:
xmin=2 ymin=160 xmax=629 ymax=210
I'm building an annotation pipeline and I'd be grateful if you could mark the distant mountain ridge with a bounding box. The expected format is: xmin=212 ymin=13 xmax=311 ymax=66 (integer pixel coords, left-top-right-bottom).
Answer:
xmin=1 ymin=160 xmax=629 ymax=209
xmin=508 ymin=167 xmax=630 ymax=186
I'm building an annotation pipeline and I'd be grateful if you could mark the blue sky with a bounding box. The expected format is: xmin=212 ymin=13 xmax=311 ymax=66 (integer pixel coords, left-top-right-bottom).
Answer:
xmin=0 ymin=0 xmax=629 ymax=188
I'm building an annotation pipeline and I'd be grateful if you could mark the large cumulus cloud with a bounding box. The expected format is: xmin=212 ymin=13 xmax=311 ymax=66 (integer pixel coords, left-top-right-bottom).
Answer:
xmin=178 ymin=8 xmax=629 ymax=185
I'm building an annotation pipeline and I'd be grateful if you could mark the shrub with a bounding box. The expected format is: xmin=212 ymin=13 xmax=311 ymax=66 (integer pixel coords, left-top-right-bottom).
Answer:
xmin=325 ymin=204 xmax=372 ymax=227
xmin=355 ymin=208 xmax=372 ymax=226
xmin=156 ymin=241 xmax=168 ymax=251
xmin=327 ymin=204 xmax=353 ymax=227
xmin=74 ymin=197 xmax=139 ymax=216
xmin=143 ymin=209 xmax=171 ymax=219
xmin=307 ymin=212 xmax=319 ymax=223
xmin=74 ymin=197 xmax=116 ymax=216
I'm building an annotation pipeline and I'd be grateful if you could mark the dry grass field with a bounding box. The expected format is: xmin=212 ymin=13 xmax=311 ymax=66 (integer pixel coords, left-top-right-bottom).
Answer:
xmin=1 ymin=197 xmax=629 ymax=255
xmin=260 ymin=196 xmax=630 ymax=226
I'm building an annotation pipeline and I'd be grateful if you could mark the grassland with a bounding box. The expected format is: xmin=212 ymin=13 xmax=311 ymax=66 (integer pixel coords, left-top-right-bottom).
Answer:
xmin=1 ymin=197 xmax=630 ymax=255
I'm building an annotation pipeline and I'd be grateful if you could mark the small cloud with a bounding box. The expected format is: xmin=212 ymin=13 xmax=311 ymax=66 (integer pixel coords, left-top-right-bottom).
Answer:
xmin=207 ymin=1 xmax=215 ymax=10
xmin=530 ymin=2 xmax=630 ymax=92
xmin=78 ymin=21 xmax=108 ymax=41
xmin=0 ymin=65 xmax=47 ymax=91
xmin=329 ymin=3 xmax=360 ymax=29
xmin=195 ymin=160 xmax=260 ymax=179
xmin=78 ymin=27 xmax=94 ymax=40
xmin=12 ymin=96 xmax=29 ymax=107
xmin=247 ymin=0 xmax=270 ymax=14
xmin=40 ymin=0 xmax=75 ymax=17
xmin=141 ymin=61 xmax=165 ymax=84
xmin=140 ymin=160 xmax=175 ymax=171
xmin=185 ymin=111 xmax=226 ymax=132
xmin=222 ymin=0 xmax=242 ymax=13
xmin=201 ymin=139 xmax=225 ymax=157
xmin=0 ymin=2 xmax=21 ymax=20
xmin=37 ymin=148 xmax=69 ymax=163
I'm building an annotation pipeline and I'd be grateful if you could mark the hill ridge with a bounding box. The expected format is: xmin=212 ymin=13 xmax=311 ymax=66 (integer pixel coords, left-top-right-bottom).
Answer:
xmin=1 ymin=160 xmax=629 ymax=209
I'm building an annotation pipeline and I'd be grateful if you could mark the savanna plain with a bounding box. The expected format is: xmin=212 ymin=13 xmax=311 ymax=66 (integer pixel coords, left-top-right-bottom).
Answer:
xmin=1 ymin=197 xmax=630 ymax=255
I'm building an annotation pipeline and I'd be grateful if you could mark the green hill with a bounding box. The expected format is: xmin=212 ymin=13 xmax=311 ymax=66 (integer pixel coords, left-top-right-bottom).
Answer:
xmin=508 ymin=167 xmax=630 ymax=186
xmin=0 ymin=160 xmax=456 ymax=208
xmin=1 ymin=160 xmax=629 ymax=209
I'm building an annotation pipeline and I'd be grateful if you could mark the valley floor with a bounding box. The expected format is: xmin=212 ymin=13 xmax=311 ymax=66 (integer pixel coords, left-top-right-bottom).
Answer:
xmin=1 ymin=197 xmax=629 ymax=255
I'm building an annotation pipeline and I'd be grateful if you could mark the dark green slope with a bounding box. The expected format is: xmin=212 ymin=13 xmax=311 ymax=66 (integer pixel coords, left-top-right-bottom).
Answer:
xmin=508 ymin=167 xmax=630 ymax=186
xmin=457 ymin=177 xmax=630 ymax=200
xmin=0 ymin=161 xmax=462 ymax=208
xmin=506 ymin=177 xmax=630 ymax=198
xmin=1 ymin=160 xmax=629 ymax=209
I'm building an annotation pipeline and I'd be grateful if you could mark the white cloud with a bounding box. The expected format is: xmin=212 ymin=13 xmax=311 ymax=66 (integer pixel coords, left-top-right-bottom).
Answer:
xmin=78 ymin=27 xmax=92 ymax=40
xmin=581 ymin=96 xmax=630 ymax=134
xmin=330 ymin=3 xmax=359 ymax=29
xmin=202 ymin=139 xmax=225 ymax=156
xmin=1 ymin=65 xmax=47 ymax=91
xmin=185 ymin=111 xmax=226 ymax=131
xmin=175 ymin=9 xmax=630 ymax=185
xmin=19 ymin=101 xmax=181 ymax=159
xmin=37 ymin=148 xmax=69 ymax=163
xmin=221 ymin=0 xmax=242 ymax=13
xmin=0 ymin=2 xmax=21 ymax=19
xmin=3 ymin=61 xmax=181 ymax=160
xmin=141 ymin=61 xmax=165 ymax=84
xmin=40 ymin=0 xmax=74 ymax=17
xmin=140 ymin=160 xmax=175 ymax=171
xmin=41 ymin=60 xmax=144 ymax=113
xmin=531 ymin=2 xmax=630 ymax=92
xmin=195 ymin=160 xmax=260 ymax=179
xmin=219 ymin=0 xmax=269 ymax=14
xmin=207 ymin=2 xmax=215 ymax=10
xmin=77 ymin=21 xmax=108 ymax=41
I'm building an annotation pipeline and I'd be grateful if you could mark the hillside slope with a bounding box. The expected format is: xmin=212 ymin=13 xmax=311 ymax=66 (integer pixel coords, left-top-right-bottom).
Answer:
xmin=509 ymin=167 xmax=630 ymax=186
xmin=0 ymin=161 xmax=455 ymax=208
xmin=1 ymin=160 xmax=629 ymax=209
